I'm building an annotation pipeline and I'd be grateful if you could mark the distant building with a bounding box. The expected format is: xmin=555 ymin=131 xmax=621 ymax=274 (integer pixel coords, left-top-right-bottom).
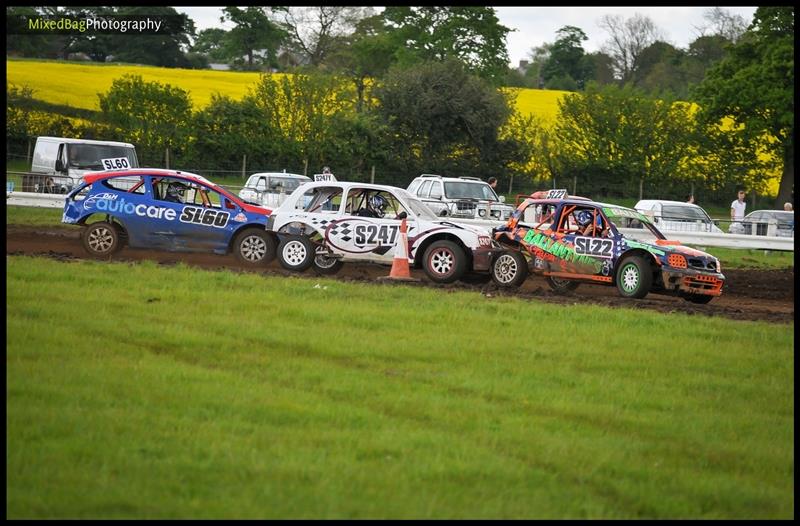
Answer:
xmin=209 ymin=63 xmax=230 ymax=71
xmin=517 ymin=60 xmax=530 ymax=75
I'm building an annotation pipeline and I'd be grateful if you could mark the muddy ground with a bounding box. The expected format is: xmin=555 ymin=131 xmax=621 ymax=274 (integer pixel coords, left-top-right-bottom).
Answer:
xmin=6 ymin=225 xmax=794 ymax=324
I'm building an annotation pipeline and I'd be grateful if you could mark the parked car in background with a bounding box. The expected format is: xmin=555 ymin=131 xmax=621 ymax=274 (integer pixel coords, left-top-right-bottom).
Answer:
xmin=238 ymin=172 xmax=311 ymax=209
xmin=265 ymin=181 xmax=500 ymax=283
xmin=634 ymin=199 xmax=724 ymax=234
xmin=491 ymin=190 xmax=725 ymax=304
xmin=62 ymin=169 xmax=276 ymax=265
xmin=728 ymin=209 xmax=794 ymax=237
xmin=407 ymin=174 xmax=515 ymax=221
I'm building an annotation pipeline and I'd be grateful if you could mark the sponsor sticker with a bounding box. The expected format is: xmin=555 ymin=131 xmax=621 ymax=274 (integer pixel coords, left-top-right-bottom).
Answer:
xmin=232 ymin=212 xmax=247 ymax=223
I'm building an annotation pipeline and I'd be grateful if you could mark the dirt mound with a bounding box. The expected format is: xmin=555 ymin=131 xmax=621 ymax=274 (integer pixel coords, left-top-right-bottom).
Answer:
xmin=6 ymin=225 xmax=794 ymax=324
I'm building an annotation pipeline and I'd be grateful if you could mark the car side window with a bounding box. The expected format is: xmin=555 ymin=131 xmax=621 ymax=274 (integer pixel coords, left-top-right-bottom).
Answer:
xmin=430 ymin=182 xmax=443 ymax=199
xmin=255 ymin=177 xmax=267 ymax=191
xmin=102 ymin=176 xmax=145 ymax=194
xmin=298 ymin=187 xmax=343 ymax=213
xmin=407 ymin=180 xmax=421 ymax=194
xmin=418 ymin=180 xmax=432 ymax=198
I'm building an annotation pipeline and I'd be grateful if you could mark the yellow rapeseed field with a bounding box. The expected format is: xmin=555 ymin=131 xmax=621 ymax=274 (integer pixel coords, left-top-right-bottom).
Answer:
xmin=7 ymin=59 xmax=568 ymax=120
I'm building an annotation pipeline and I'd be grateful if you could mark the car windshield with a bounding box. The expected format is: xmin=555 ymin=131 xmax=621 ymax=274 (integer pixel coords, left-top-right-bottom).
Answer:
xmin=444 ymin=181 xmax=498 ymax=201
xmin=68 ymin=144 xmax=137 ymax=170
xmin=602 ymin=206 xmax=667 ymax=241
xmin=661 ymin=204 xmax=711 ymax=222
xmin=269 ymin=176 xmax=309 ymax=192
xmin=752 ymin=211 xmax=793 ymax=224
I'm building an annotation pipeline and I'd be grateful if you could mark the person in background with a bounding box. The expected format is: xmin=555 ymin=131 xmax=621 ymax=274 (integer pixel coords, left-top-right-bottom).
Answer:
xmin=488 ymin=177 xmax=497 ymax=190
xmin=783 ymin=202 xmax=792 ymax=211
xmin=322 ymin=166 xmax=332 ymax=175
xmin=686 ymin=194 xmax=695 ymax=204
xmin=729 ymin=188 xmax=747 ymax=233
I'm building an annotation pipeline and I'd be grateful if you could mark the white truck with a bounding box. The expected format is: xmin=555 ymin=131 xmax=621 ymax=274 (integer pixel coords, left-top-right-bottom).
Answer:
xmin=24 ymin=136 xmax=139 ymax=193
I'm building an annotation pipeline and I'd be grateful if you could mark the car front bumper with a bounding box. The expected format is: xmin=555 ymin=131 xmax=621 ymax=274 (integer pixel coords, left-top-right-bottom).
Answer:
xmin=660 ymin=268 xmax=726 ymax=296
xmin=471 ymin=246 xmax=502 ymax=272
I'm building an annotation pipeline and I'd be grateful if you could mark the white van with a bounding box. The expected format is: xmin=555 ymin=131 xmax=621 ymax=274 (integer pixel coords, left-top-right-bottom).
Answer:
xmin=25 ymin=136 xmax=139 ymax=193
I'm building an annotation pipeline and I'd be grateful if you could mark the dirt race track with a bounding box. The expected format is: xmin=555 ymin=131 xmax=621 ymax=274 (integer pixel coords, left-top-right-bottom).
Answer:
xmin=7 ymin=226 xmax=795 ymax=324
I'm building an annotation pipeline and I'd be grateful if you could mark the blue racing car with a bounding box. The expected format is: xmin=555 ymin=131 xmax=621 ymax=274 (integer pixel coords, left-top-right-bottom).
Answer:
xmin=62 ymin=169 xmax=277 ymax=265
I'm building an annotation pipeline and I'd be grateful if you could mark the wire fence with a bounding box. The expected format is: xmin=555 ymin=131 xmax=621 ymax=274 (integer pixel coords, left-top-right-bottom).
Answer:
xmin=5 ymin=138 xmax=777 ymax=213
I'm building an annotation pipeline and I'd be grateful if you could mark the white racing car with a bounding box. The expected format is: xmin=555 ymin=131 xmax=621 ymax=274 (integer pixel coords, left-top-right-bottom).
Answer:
xmin=265 ymin=181 xmax=501 ymax=283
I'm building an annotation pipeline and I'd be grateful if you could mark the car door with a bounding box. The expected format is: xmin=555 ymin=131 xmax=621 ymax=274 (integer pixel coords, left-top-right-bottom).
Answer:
xmin=323 ymin=187 xmax=410 ymax=264
xmin=146 ymin=177 xmax=233 ymax=252
xmin=542 ymin=204 xmax=615 ymax=280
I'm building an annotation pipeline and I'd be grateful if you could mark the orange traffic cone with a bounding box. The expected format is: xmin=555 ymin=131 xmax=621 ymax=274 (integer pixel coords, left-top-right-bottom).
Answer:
xmin=382 ymin=218 xmax=418 ymax=282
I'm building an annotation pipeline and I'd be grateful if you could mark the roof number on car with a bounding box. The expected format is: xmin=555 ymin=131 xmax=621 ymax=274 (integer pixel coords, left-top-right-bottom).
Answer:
xmin=314 ymin=173 xmax=337 ymax=182
xmin=547 ymin=189 xmax=568 ymax=199
xmin=101 ymin=157 xmax=131 ymax=171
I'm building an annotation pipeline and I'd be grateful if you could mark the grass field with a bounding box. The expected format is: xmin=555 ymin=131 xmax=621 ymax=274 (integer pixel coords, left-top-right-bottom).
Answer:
xmin=6 ymin=256 xmax=794 ymax=519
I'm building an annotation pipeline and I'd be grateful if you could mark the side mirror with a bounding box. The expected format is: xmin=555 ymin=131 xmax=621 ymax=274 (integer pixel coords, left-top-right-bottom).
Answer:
xmin=225 ymin=199 xmax=236 ymax=210
xmin=55 ymin=159 xmax=65 ymax=172
xmin=499 ymin=195 xmax=506 ymax=203
xmin=397 ymin=211 xmax=408 ymax=220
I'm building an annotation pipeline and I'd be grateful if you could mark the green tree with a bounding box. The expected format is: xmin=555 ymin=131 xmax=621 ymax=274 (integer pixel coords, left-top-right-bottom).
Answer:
xmin=381 ymin=7 xmax=512 ymax=84
xmin=98 ymin=74 xmax=192 ymax=165
xmin=247 ymin=72 xmax=357 ymax=169
xmin=542 ymin=26 xmax=589 ymax=89
xmin=192 ymin=28 xmax=230 ymax=62
xmin=327 ymin=14 xmax=398 ymax=112
xmin=693 ymin=6 xmax=794 ymax=206
xmin=222 ymin=7 xmax=287 ymax=70
xmin=103 ymin=7 xmax=196 ymax=68
xmin=554 ymin=83 xmax=698 ymax=197
xmin=374 ymin=59 xmax=515 ymax=176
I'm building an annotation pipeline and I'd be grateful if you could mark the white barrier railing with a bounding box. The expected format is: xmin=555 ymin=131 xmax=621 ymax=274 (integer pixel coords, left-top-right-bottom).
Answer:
xmin=7 ymin=191 xmax=68 ymax=209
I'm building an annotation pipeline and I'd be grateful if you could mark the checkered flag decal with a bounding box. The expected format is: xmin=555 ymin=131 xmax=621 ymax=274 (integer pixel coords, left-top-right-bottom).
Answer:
xmin=326 ymin=220 xmax=353 ymax=242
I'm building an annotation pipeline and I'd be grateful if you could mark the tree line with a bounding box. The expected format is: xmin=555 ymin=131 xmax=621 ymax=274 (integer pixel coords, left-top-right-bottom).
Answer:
xmin=5 ymin=7 xmax=793 ymax=206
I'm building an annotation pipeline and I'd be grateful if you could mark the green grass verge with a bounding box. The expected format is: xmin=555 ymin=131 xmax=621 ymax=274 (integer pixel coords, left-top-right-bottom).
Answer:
xmin=6 ymin=256 xmax=794 ymax=519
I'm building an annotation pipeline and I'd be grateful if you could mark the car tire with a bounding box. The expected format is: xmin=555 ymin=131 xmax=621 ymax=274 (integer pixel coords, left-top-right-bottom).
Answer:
xmin=545 ymin=275 xmax=580 ymax=294
xmin=615 ymin=255 xmax=652 ymax=299
xmin=278 ymin=236 xmax=315 ymax=272
xmin=491 ymin=251 xmax=528 ymax=288
xmin=683 ymin=293 xmax=714 ymax=304
xmin=233 ymin=229 xmax=276 ymax=266
xmin=82 ymin=221 xmax=121 ymax=257
xmin=422 ymin=240 xmax=467 ymax=283
xmin=312 ymin=254 xmax=343 ymax=275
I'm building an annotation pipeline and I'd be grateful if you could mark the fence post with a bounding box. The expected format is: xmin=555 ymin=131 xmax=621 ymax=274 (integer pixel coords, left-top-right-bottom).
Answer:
xmin=27 ymin=139 xmax=32 ymax=164
xmin=241 ymin=154 xmax=247 ymax=180
xmin=370 ymin=165 xmax=375 ymax=184
xmin=508 ymin=174 xmax=513 ymax=195
xmin=303 ymin=159 xmax=308 ymax=177
xmin=573 ymin=176 xmax=577 ymax=196
xmin=639 ymin=178 xmax=644 ymax=200
xmin=165 ymin=147 xmax=170 ymax=169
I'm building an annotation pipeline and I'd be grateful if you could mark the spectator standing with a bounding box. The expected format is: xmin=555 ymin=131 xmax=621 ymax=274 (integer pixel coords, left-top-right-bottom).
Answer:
xmin=729 ymin=189 xmax=747 ymax=232
xmin=488 ymin=177 xmax=497 ymax=190
xmin=686 ymin=194 xmax=695 ymax=204
xmin=784 ymin=202 xmax=793 ymax=211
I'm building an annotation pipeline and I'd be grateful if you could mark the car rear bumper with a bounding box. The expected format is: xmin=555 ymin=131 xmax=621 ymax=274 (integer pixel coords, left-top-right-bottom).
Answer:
xmin=661 ymin=268 xmax=726 ymax=296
